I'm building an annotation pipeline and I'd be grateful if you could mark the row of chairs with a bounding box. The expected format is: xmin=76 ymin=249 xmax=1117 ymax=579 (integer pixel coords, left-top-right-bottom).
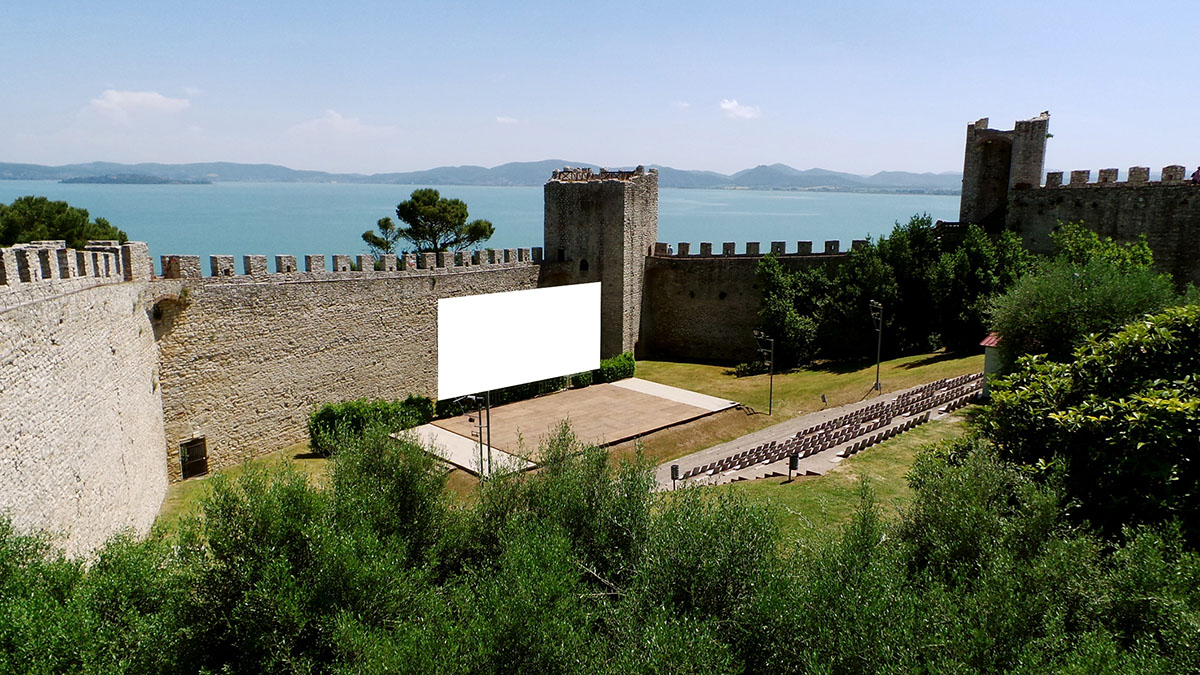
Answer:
xmin=677 ymin=372 xmax=985 ymax=482
xmin=836 ymin=412 xmax=931 ymax=458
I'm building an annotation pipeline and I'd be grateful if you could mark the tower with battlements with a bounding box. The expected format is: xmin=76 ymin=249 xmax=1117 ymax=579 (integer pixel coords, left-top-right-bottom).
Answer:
xmin=958 ymin=112 xmax=1051 ymax=231
xmin=542 ymin=166 xmax=658 ymax=358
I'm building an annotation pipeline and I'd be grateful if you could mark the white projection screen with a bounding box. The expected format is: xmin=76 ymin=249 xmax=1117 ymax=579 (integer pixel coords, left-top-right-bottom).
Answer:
xmin=437 ymin=282 xmax=601 ymax=399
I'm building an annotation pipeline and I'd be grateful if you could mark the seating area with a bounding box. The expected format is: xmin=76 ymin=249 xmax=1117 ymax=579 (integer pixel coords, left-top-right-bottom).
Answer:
xmin=677 ymin=372 xmax=984 ymax=482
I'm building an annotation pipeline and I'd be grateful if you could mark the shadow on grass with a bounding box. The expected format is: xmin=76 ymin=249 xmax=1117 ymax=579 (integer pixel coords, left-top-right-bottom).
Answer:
xmin=898 ymin=350 xmax=973 ymax=370
xmin=809 ymin=357 xmax=875 ymax=375
xmin=293 ymin=451 xmax=325 ymax=460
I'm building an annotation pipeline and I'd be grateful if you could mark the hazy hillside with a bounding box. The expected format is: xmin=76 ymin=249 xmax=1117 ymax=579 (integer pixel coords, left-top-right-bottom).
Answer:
xmin=0 ymin=160 xmax=961 ymax=193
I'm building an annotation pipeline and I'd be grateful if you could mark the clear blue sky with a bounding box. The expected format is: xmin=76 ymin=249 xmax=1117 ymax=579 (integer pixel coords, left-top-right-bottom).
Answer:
xmin=3 ymin=1 xmax=1196 ymax=176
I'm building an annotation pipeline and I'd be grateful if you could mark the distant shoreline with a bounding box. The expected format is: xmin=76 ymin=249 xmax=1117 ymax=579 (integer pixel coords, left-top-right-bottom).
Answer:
xmin=59 ymin=174 xmax=211 ymax=185
xmin=4 ymin=177 xmax=957 ymax=196
xmin=1 ymin=159 xmax=963 ymax=194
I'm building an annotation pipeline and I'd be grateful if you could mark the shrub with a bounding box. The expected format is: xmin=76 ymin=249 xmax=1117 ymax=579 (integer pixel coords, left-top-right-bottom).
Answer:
xmin=569 ymin=370 xmax=593 ymax=388
xmin=733 ymin=360 xmax=769 ymax=377
xmin=988 ymin=257 xmax=1176 ymax=366
xmin=980 ymin=304 xmax=1200 ymax=544
xmin=594 ymin=351 xmax=635 ymax=383
xmin=308 ymin=395 xmax=434 ymax=454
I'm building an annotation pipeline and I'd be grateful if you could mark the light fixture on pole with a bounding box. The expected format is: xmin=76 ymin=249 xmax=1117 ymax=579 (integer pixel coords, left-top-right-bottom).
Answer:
xmin=869 ymin=300 xmax=883 ymax=392
xmin=753 ymin=330 xmax=775 ymax=416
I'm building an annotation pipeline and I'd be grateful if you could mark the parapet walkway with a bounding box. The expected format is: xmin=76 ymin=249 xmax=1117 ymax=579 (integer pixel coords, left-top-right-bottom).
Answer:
xmin=654 ymin=374 xmax=983 ymax=489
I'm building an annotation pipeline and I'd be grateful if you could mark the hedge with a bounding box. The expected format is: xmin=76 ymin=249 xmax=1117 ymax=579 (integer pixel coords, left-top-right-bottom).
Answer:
xmin=308 ymin=395 xmax=435 ymax=454
xmin=594 ymin=351 xmax=635 ymax=383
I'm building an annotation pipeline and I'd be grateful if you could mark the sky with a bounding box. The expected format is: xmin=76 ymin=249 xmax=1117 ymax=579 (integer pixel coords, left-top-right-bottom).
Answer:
xmin=2 ymin=1 xmax=1197 ymax=176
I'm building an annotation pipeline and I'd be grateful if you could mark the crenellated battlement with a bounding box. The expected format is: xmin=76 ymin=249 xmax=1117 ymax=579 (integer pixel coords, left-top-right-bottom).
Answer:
xmin=549 ymin=165 xmax=656 ymax=182
xmin=1038 ymin=165 xmax=1195 ymax=189
xmin=158 ymin=247 xmax=544 ymax=281
xmin=0 ymin=241 xmax=148 ymax=308
xmin=648 ymin=239 xmax=864 ymax=258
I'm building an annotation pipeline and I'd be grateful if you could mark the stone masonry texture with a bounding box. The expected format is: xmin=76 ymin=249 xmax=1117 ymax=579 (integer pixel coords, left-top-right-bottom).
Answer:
xmin=154 ymin=266 xmax=539 ymax=482
xmin=0 ymin=277 xmax=167 ymax=557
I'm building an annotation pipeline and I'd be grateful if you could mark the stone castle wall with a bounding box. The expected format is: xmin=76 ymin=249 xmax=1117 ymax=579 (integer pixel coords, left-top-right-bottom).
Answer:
xmin=1005 ymin=166 xmax=1200 ymax=286
xmin=957 ymin=114 xmax=1200 ymax=287
xmin=640 ymin=240 xmax=854 ymax=362
xmin=153 ymin=252 xmax=541 ymax=480
xmin=0 ymin=242 xmax=166 ymax=556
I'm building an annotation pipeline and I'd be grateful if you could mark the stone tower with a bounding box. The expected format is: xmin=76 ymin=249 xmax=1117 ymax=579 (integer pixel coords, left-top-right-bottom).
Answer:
xmin=543 ymin=166 xmax=658 ymax=358
xmin=958 ymin=112 xmax=1050 ymax=231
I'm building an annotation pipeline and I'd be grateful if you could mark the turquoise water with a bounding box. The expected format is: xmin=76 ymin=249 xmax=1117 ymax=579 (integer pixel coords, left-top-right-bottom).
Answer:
xmin=0 ymin=181 xmax=959 ymax=273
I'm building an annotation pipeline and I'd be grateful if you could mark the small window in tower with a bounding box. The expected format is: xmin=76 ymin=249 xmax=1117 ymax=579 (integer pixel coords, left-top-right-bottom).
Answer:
xmin=579 ymin=259 xmax=589 ymax=273
xmin=557 ymin=248 xmax=566 ymax=262
xmin=181 ymin=437 xmax=208 ymax=479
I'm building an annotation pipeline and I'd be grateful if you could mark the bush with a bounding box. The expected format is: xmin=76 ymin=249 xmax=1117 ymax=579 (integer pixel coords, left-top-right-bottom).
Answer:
xmin=308 ymin=395 xmax=434 ymax=454
xmin=569 ymin=370 xmax=593 ymax=388
xmin=733 ymin=360 xmax=769 ymax=377
xmin=988 ymin=257 xmax=1177 ymax=366
xmin=594 ymin=351 xmax=635 ymax=383
xmin=980 ymin=304 xmax=1200 ymax=544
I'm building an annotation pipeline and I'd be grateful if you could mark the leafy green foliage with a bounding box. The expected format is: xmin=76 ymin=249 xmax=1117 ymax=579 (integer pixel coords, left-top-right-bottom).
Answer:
xmin=360 ymin=216 xmax=404 ymax=255
xmin=989 ymin=257 xmax=1177 ymax=366
xmin=751 ymin=215 xmax=1029 ymax=368
xmin=754 ymin=253 xmax=823 ymax=368
xmin=0 ymin=195 xmax=128 ymax=249
xmin=3 ymin=409 xmax=1200 ymax=671
xmin=1051 ymin=221 xmax=1155 ymax=271
xmin=980 ymin=305 xmax=1200 ymax=544
xmin=932 ymin=227 xmax=1031 ymax=351
xmin=307 ymin=395 xmax=434 ymax=454
xmin=594 ymin=350 xmax=635 ymax=383
xmin=370 ymin=188 xmax=495 ymax=254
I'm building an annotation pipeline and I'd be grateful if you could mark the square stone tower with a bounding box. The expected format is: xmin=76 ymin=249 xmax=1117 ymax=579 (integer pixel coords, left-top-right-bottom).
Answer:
xmin=543 ymin=166 xmax=658 ymax=358
xmin=959 ymin=112 xmax=1050 ymax=231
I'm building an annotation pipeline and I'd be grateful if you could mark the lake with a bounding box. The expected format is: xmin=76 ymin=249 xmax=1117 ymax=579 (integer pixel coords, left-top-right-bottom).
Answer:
xmin=0 ymin=181 xmax=959 ymax=273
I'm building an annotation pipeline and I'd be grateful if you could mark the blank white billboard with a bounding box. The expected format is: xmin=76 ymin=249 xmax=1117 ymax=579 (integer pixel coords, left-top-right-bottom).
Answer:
xmin=437 ymin=282 xmax=601 ymax=400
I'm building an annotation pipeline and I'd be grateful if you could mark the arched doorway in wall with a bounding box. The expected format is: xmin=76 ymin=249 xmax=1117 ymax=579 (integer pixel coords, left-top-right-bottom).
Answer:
xmin=149 ymin=294 xmax=184 ymax=342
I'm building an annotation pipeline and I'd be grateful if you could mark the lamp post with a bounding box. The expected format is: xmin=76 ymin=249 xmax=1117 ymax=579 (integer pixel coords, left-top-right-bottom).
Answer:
xmin=753 ymin=330 xmax=775 ymax=416
xmin=869 ymin=300 xmax=883 ymax=392
xmin=458 ymin=395 xmax=485 ymax=481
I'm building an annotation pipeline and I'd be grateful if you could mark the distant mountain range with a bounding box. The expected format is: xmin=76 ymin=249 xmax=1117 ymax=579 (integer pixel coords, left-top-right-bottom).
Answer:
xmin=0 ymin=160 xmax=962 ymax=194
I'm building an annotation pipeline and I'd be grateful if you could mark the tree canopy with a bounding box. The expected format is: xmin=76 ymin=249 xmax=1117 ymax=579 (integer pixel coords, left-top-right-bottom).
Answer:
xmin=981 ymin=304 xmax=1200 ymax=545
xmin=0 ymin=196 xmax=127 ymax=250
xmin=988 ymin=222 xmax=1178 ymax=366
xmin=364 ymin=188 xmax=495 ymax=255
xmin=754 ymin=215 xmax=1030 ymax=369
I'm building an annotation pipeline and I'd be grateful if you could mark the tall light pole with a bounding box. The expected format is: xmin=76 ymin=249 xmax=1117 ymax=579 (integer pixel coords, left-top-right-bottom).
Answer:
xmin=753 ymin=330 xmax=775 ymax=416
xmin=458 ymin=395 xmax=485 ymax=481
xmin=870 ymin=300 xmax=883 ymax=392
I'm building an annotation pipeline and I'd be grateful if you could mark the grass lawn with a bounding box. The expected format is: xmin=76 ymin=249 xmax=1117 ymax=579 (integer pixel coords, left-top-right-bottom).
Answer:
xmin=613 ymin=350 xmax=982 ymax=467
xmin=154 ymin=442 xmax=330 ymax=533
xmin=714 ymin=417 xmax=968 ymax=540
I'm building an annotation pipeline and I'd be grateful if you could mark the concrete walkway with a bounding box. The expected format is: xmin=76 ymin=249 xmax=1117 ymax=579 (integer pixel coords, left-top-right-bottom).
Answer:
xmin=610 ymin=378 xmax=735 ymax=411
xmin=405 ymin=424 xmax=535 ymax=478
xmin=654 ymin=380 xmax=970 ymax=490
